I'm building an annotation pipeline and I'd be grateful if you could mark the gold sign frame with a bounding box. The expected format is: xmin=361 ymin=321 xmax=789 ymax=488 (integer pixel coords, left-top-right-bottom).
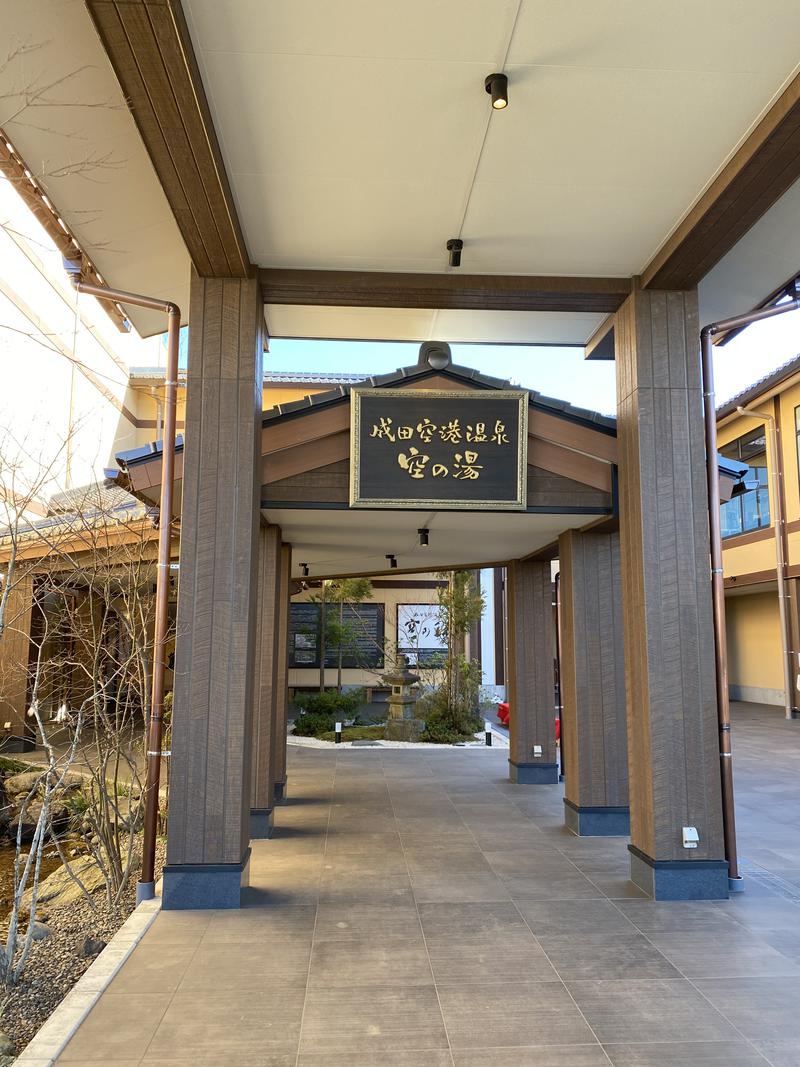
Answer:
xmin=349 ymin=387 xmax=529 ymax=510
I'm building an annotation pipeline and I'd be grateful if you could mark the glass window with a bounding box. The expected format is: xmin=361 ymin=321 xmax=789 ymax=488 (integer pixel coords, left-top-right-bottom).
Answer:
xmin=720 ymin=425 xmax=770 ymax=539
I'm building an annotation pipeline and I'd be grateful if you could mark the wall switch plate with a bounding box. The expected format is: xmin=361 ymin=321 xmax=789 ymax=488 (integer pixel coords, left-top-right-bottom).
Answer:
xmin=682 ymin=826 xmax=699 ymax=848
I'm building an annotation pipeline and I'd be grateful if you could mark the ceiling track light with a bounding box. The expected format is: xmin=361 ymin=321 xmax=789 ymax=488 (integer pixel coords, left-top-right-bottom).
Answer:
xmin=386 ymin=553 xmax=398 ymax=569
xmin=446 ymin=238 xmax=463 ymax=268
xmin=418 ymin=528 xmax=429 ymax=547
xmin=301 ymin=563 xmax=309 ymax=577
xmin=485 ymin=72 xmax=508 ymax=110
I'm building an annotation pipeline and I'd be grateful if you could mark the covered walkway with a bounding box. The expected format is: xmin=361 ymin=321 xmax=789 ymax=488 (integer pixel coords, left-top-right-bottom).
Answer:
xmin=55 ymin=705 xmax=800 ymax=1066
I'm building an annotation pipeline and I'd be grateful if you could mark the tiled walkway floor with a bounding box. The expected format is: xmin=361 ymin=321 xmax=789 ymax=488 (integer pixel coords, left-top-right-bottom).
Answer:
xmin=55 ymin=705 xmax=800 ymax=1066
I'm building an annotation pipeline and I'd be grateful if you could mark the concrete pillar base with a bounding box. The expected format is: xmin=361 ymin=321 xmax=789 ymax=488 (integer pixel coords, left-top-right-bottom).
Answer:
xmin=628 ymin=845 xmax=729 ymax=900
xmin=273 ymin=779 xmax=288 ymax=804
xmin=162 ymin=848 xmax=251 ymax=910
xmin=509 ymin=760 xmax=559 ymax=784
xmin=564 ymin=799 xmax=630 ymax=836
xmin=249 ymin=808 xmax=274 ymax=839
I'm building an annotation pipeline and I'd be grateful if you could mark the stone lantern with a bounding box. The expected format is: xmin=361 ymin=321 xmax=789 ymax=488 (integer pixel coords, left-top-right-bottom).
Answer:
xmin=384 ymin=655 xmax=423 ymax=742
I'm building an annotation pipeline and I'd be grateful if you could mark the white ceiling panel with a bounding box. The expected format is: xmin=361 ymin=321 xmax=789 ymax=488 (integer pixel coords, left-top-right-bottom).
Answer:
xmin=266 ymin=305 xmax=604 ymax=345
xmin=184 ymin=0 xmax=800 ymax=286
xmin=262 ymin=506 xmax=586 ymax=579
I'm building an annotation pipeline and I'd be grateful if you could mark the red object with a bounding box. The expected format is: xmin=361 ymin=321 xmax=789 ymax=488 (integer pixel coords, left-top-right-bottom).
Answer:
xmin=497 ymin=701 xmax=510 ymax=726
xmin=555 ymin=715 xmax=561 ymax=742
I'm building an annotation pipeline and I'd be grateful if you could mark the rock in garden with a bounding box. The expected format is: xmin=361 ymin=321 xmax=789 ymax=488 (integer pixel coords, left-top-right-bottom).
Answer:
xmin=29 ymin=921 xmax=52 ymax=940
xmin=79 ymin=936 xmax=106 ymax=958
xmin=0 ymin=1030 xmax=14 ymax=1057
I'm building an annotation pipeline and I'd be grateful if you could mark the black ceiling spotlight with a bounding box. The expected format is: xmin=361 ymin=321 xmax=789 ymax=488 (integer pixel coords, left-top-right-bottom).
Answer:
xmin=446 ymin=238 xmax=463 ymax=268
xmin=386 ymin=553 xmax=398 ymax=569
xmin=485 ymin=72 xmax=508 ymax=110
xmin=301 ymin=563 xmax=309 ymax=577
xmin=418 ymin=528 xmax=429 ymax=547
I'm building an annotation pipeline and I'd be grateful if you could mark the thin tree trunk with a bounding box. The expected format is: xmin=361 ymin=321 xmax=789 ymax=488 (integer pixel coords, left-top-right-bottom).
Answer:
xmin=337 ymin=600 xmax=343 ymax=693
xmin=319 ymin=582 xmax=326 ymax=692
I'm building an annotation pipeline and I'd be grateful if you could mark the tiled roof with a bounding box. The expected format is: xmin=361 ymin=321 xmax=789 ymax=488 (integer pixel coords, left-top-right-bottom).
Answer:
xmin=262 ymin=361 xmax=617 ymax=434
xmin=716 ymin=353 xmax=800 ymax=419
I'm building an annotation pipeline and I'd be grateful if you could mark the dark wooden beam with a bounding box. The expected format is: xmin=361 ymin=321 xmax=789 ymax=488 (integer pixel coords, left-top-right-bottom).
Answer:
xmin=85 ymin=0 xmax=249 ymax=278
xmin=642 ymin=72 xmax=800 ymax=291
xmin=260 ymin=268 xmax=631 ymax=314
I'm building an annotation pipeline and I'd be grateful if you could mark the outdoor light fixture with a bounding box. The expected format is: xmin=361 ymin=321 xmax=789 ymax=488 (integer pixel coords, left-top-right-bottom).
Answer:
xmin=301 ymin=563 xmax=309 ymax=577
xmin=418 ymin=528 xmax=429 ymax=547
xmin=485 ymin=72 xmax=508 ymax=109
xmin=446 ymin=238 xmax=463 ymax=268
xmin=386 ymin=553 xmax=398 ymax=569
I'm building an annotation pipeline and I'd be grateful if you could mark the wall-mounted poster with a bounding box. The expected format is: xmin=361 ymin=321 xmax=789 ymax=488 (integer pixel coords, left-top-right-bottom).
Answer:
xmin=288 ymin=602 xmax=385 ymax=669
xmin=396 ymin=603 xmax=447 ymax=667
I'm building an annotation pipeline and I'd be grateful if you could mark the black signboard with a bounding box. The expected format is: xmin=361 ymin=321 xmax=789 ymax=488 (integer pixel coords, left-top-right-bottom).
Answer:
xmin=289 ymin=602 xmax=384 ymax=669
xmin=350 ymin=388 xmax=528 ymax=509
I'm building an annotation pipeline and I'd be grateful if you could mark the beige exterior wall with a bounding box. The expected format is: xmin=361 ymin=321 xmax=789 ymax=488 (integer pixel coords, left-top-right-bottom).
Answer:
xmin=0 ymin=176 xmax=163 ymax=514
xmin=288 ymin=576 xmax=442 ymax=691
xmin=725 ymin=590 xmax=783 ymax=705
xmin=719 ymin=374 xmax=800 ymax=707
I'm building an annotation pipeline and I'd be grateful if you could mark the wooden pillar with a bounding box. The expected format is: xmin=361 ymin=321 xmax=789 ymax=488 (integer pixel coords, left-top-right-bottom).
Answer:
xmin=616 ymin=287 xmax=727 ymax=899
xmin=249 ymin=523 xmax=282 ymax=837
xmin=559 ymin=529 xmax=629 ymax=835
xmin=0 ymin=572 xmax=34 ymax=752
xmin=164 ymin=272 xmax=263 ymax=910
xmin=272 ymin=543 xmax=292 ymax=802
xmin=506 ymin=559 xmax=558 ymax=783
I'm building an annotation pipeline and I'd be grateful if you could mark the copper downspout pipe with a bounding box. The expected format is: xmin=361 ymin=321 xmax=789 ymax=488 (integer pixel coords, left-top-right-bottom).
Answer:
xmin=736 ymin=404 xmax=797 ymax=721
xmin=65 ymin=265 xmax=180 ymax=903
xmin=701 ymin=295 xmax=800 ymax=889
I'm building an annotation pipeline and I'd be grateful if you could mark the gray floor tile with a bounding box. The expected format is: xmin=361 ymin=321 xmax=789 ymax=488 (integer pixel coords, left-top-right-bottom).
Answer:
xmin=452 ymin=1049 xmax=608 ymax=1066
xmin=694 ymin=976 xmax=800 ymax=1042
xmin=299 ymin=983 xmax=449 ymax=1053
xmin=602 ymin=1042 xmax=770 ymax=1065
xmin=565 ymin=978 xmax=740 ymax=1045
xmin=438 ymin=979 xmax=596 ymax=1049
xmin=58 ymin=993 xmax=168 ymax=1062
xmin=308 ymin=937 xmax=432 ymax=988
xmin=516 ymin=899 xmax=639 ymax=939
xmin=315 ymin=902 xmax=422 ymax=941
xmin=418 ymin=901 xmax=529 ymax=939
xmin=540 ymin=933 xmax=681 ymax=980
xmin=648 ymin=931 xmax=800 ymax=978
xmin=298 ymin=1049 xmax=454 ymax=1066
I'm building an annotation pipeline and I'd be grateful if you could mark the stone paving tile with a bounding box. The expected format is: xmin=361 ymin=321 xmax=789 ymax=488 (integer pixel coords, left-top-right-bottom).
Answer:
xmin=601 ymin=1042 xmax=770 ymax=1065
xmin=58 ymin=993 xmax=168 ymax=1062
xmin=452 ymin=1049 xmax=608 ymax=1066
xmin=307 ymin=936 xmax=432 ymax=988
xmin=314 ymin=901 xmax=423 ymax=942
xmin=539 ymin=933 xmax=682 ymax=981
xmin=694 ymin=976 xmax=800 ymax=1043
xmin=105 ymin=941 xmax=197 ymax=994
xmin=427 ymin=930 xmax=559 ymax=985
xmin=515 ymin=898 xmax=639 ymax=939
xmin=146 ymin=988 xmax=304 ymax=1060
xmin=298 ymin=1052 xmax=454 ymax=1067
xmin=565 ymin=978 xmax=741 ymax=1045
xmin=647 ymin=931 xmax=800 ymax=978
xmin=438 ymin=979 xmax=596 ymax=1049
xmin=299 ymin=983 xmax=449 ymax=1054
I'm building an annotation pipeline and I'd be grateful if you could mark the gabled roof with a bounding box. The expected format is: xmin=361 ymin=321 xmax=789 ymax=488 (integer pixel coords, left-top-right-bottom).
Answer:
xmin=261 ymin=360 xmax=617 ymax=435
xmin=716 ymin=353 xmax=800 ymax=420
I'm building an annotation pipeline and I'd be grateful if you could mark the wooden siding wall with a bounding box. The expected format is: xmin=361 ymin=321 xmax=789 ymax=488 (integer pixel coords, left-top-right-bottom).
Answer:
xmin=615 ymin=288 xmax=724 ymax=862
xmin=166 ymin=273 xmax=263 ymax=868
xmin=0 ymin=573 xmax=33 ymax=746
xmin=506 ymin=560 xmax=557 ymax=769
xmin=272 ymin=543 xmax=292 ymax=796
xmin=251 ymin=523 xmax=282 ymax=811
xmin=559 ymin=530 xmax=628 ymax=809
xmin=263 ymin=460 xmax=611 ymax=511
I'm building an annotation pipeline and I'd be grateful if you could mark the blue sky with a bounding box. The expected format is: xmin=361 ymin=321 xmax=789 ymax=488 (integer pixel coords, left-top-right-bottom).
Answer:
xmin=267 ymin=305 xmax=800 ymax=417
